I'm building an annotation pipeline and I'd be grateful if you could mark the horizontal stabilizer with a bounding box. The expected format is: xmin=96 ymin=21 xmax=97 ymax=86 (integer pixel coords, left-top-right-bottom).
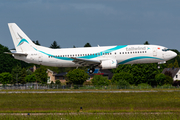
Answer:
xmin=4 ymin=52 xmax=28 ymax=56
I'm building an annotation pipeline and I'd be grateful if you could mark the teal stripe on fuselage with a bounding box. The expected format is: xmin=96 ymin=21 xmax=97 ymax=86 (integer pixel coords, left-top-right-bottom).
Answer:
xmin=34 ymin=45 xmax=127 ymax=61
xmin=79 ymin=45 xmax=127 ymax=59
xmin=118 ymin=56 xmax=163 ymax=64
xmin=33 ymin=47 xmax=73 ymax=61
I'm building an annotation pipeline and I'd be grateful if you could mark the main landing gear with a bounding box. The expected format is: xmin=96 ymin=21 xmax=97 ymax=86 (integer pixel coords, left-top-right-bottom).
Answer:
xmin=89 ymin=67 xmax=95 ymax=74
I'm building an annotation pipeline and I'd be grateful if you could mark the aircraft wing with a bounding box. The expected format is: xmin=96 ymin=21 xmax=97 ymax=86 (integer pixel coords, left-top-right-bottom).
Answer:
xmin=71 ymin=57 xmax=101 ymax=66
xmin=4 ymin=52 xmax=28 ymax=56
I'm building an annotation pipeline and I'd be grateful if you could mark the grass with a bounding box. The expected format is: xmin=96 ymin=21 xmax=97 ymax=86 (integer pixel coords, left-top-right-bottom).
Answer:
xmin=1 ymin=84 xmax=180 ymax=91
xmin=0 ymin=92 xmax=180 ymax=113
xmin=0 ymin=113 xmax=180 ymax=120
xmin=1 ymin=87 xmax=180 ymax=92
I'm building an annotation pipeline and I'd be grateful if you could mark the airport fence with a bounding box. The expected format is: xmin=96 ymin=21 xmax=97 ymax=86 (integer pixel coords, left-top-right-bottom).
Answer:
xmin=0 ymin=83 xmax=179 ymax=90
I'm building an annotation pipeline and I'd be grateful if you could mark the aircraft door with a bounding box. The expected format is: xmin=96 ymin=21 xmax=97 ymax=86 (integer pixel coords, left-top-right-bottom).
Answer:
xmin=162 ymin=53 xmax=165 ymax=59
xmin=153 ymin=47 xmax=157 ymax=56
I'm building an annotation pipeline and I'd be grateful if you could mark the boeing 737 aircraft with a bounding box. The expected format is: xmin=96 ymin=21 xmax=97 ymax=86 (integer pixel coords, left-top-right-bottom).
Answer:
xmin=6 ymin=23 xmax=177 ymax=74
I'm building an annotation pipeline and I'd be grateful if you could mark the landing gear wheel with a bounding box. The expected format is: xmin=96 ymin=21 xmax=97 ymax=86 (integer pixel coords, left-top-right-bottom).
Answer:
xmin=89 ymin=67 xmax=95 ymax=74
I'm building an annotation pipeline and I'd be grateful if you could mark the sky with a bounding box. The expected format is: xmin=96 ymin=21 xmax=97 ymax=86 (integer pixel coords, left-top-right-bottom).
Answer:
xmin=0 ymin=0 xmax=180 ymax=50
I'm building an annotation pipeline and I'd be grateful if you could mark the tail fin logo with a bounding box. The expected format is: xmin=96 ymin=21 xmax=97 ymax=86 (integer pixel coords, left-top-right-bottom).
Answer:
xmin=17 ymin=33 xmax=29 ymax=47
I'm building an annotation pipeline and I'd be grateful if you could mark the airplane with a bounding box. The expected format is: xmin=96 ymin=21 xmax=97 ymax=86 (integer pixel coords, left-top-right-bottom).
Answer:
xmin=5 ymin=23 xmax=177 ymax=74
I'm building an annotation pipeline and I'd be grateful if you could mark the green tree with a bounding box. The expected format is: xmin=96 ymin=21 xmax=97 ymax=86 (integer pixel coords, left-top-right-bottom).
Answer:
xmin=91 ymin=75 xmax=110 ymax=86
xmin=26 ymin=69 xmax=33 ymax=75
xmin=155 ymin=73 xmax=173 ymax=86
xmin=19 ymin=68 xmax=27 ymax=84
xmin=167 ymin=63 xmax=173 ymax=68
xmin=174 ymin=59 xmax=179 ymax=68
xmin=66 ymin=68 xmax=89 ymax=85
xmin=113 ymin=63 xmax=164 ymax=85
xmin=33 ymin=40 xmax=40 ymax=45
xmin=155 ymin=73 xmax=166 ymax=86
xmin=50 ymin=41 xmax=60 ymax=49
xmin=11 ymin=65 xmax=21 ymax=84
xmin=117 ymin=79 xmax=130 ymax=89
xmin=51 ymin=81 xmax=54 ymax=84
xmin=84 ymin=43 xmax=91 ymax=47
xmin=0 ymin=72 xmax=12 ymax=84
xmin=55 ymin=80 xmax=61 ymax=85
xmin=0 ymin=44 xmax=14 ymax=73
xmin=0 ymin=44 xmax=23 ymax=73
xmin=0 ymin=44 xmax=32 ymax=73
xmin=34 ymin=66 xmax=48 ymax=84
xmin=111 ymin=72 xmax=133 ymax=84
xmin=144 ymin=41 xmax=150 ymax=45
xmin=25 ymin=74 xmax=36 ymax=83
xmin=164 ymin=75 xmax=173 ymax=85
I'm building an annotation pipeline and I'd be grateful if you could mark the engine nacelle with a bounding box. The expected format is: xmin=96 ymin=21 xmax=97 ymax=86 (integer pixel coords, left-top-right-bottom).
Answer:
xmin=100 ymin=60 xmax=118 ymax=69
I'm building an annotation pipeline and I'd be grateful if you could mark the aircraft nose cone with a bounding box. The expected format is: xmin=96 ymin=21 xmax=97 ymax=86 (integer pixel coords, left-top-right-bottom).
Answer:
xmin=172 ymin=51 xmax=177 ymax=58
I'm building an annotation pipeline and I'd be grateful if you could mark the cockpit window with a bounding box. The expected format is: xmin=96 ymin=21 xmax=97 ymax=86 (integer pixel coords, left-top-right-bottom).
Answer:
xmin=162 ymin=48 xmax=170 ymax=52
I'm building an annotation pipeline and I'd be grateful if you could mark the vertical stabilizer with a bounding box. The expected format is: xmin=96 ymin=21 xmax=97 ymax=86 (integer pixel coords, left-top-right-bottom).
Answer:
xmin=8 ymin=23 xmax=36 ymax=52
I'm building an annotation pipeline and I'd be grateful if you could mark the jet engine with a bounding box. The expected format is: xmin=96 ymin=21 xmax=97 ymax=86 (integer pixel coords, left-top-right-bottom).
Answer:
xmin=100 ymin=60 xmax=117 ymax=69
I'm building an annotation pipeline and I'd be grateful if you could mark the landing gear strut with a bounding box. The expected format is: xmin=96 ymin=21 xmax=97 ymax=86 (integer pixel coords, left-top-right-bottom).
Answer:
xmin=89 ymin=67 xmax=95 ymax=74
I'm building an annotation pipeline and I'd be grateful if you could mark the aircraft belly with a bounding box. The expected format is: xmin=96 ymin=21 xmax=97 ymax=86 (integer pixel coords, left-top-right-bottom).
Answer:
xmin=56 ymin=60 xmax=75 ymax=67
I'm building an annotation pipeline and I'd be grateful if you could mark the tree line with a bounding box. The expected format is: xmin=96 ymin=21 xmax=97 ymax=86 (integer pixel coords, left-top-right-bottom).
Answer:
xmin=33 ymin=40 xmax=92 ymax=48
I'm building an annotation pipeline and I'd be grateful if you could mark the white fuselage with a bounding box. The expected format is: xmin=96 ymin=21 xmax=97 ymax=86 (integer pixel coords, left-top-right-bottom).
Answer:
xmin=13 ymin=44 xmax=177 ymax=68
